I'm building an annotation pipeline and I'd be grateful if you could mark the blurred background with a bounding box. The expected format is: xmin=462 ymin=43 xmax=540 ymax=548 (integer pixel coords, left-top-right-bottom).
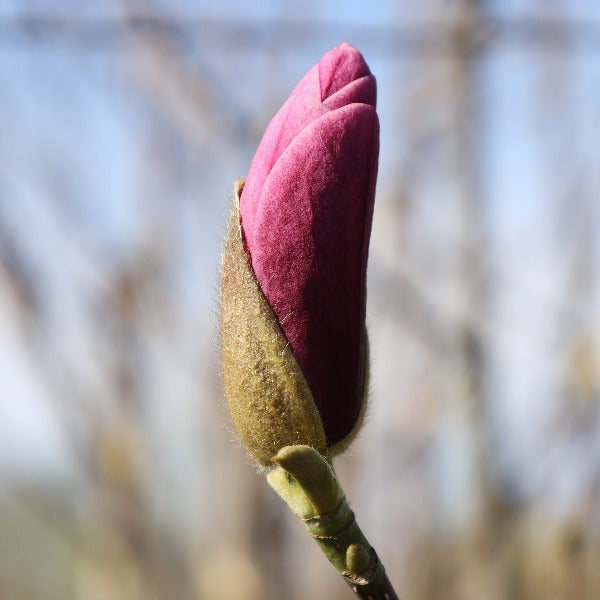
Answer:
xmin=1 ymin=1 xmax=599 ymax=598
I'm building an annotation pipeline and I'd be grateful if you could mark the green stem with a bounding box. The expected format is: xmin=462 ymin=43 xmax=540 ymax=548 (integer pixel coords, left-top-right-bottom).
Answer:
xmin=267 ymin=445 xmax=400 ymax=600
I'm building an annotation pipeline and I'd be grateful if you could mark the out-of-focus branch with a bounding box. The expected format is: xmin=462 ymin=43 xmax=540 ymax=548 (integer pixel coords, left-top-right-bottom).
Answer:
xmin=1 ymin=13 xmax=599 ymax=53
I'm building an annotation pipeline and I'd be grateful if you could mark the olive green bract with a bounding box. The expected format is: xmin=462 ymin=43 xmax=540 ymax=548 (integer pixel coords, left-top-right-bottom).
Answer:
xmin=220 ymin=182 xmax=327 ymax=466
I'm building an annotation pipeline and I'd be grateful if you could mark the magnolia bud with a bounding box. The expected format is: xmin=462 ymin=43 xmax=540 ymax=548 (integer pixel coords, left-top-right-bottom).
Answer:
xmin=220 ymin=42 xmax=379 ymax=466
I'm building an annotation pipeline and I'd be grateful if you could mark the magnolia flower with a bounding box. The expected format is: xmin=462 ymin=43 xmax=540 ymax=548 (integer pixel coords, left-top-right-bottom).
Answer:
xmin=221 ymin=42 xmax=379 ymax=466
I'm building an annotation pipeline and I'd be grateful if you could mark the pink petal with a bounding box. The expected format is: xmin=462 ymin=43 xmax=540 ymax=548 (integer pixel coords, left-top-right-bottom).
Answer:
xmin=241 ymin=63 xmax=325 ymax=241
xmin=318 ymin=42 xmax=372 ymax=101
xmin=323 ymin=75 xmax=376 ymax=111
xmin=246 ymin=103 xmax=379 ymax=445
xmin=241 ymin=43 xmax=375 ymax=242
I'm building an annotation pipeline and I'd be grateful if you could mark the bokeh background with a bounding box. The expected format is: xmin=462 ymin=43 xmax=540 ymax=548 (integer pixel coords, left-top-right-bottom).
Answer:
xmin=1 ymin=1 xmax=600 ymax=599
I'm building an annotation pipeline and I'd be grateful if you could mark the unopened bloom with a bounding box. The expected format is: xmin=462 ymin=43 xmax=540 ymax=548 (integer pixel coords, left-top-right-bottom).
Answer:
xmin=221 ymin=42 xmax=379 ymax=465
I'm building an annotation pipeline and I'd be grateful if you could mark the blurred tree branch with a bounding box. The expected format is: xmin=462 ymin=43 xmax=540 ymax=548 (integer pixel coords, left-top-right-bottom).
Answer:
xmin=1 ymin=12 xmax=599 ymax=53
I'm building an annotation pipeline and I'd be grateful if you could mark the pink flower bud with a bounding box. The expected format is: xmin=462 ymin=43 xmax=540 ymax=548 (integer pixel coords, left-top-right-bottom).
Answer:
xmin=240 ymin=42 xmax=379 ymax=447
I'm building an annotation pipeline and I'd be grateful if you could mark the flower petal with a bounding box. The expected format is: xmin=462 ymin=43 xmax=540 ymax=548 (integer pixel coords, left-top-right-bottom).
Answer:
xmin=244 ymin=103 xmax=379 ymax=445
xmin=241 ymin=43 xmax=375 ymax=247
xmin=241 ymin=62 xmax=325 ymax=242
xmin=318 ymin=42 xmax=372 ymax=102
xmin=323 ymin=75 xmax=376 ymax=111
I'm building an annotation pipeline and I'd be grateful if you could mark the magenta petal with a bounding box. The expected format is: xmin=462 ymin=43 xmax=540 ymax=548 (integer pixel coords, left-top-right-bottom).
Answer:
xmin=246 ymin=104 xmax=379 ymax=445
xmin=318 ymin=42 xmax=371 ymax=101
xmin=241 ymin=63 xmax=326 ymax=241
xmin=323 ymin=75 xmax=376 ymax=111
xmin=242 ymin=44 xmax=376 ymax=241
xmin=239 ymin=42 xmax=379 ymax=446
